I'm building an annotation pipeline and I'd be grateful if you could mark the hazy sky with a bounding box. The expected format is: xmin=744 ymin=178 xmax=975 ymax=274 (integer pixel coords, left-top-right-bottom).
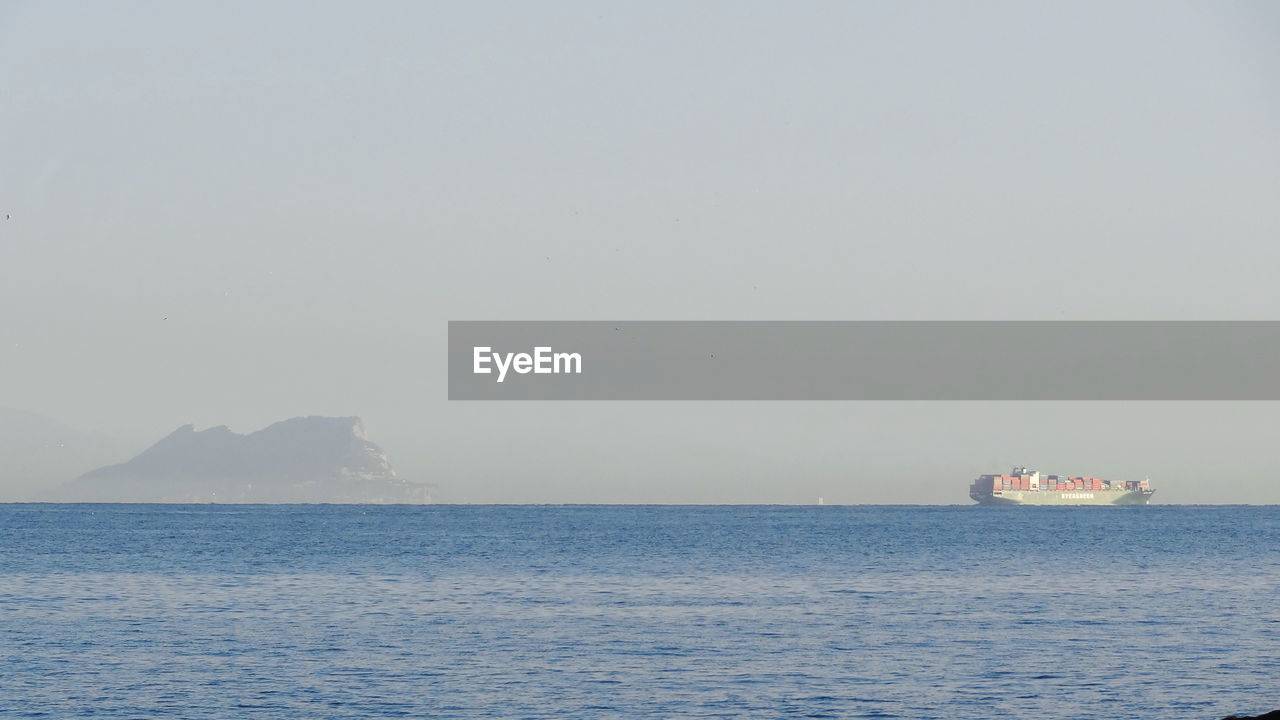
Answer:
xmin=2 ymin=1 xmax=1278 ymax=503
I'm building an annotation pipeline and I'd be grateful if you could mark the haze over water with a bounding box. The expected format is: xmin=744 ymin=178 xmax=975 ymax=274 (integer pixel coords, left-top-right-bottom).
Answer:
xmin=4 ymin=2 xmax=1279 ymax=504
xmin=3 ymin=504 xmax=1275 ymax=719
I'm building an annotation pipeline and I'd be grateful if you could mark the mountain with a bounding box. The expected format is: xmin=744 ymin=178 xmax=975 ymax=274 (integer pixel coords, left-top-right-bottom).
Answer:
xmin=59 ymin=416 xmax=430 ymax=503
xmin=0 ymin=408 xmax=131 ymax=501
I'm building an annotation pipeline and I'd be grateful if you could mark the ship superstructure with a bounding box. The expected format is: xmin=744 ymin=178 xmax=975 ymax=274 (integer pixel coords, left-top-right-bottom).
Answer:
xmin=969 ymin=466 xmax=1154 ymax=506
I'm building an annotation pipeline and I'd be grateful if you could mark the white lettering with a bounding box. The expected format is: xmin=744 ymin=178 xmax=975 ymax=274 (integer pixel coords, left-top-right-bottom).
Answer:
xmin=512 ymin=353 xmax=533 ymax=375
xmin=554 ymin=351 xmax=581 ymax=374
xmin=493 ymin=351 xmax=514 ymax=383
xmin=474 ymin=347 xmax=492 ymax=374
xmin=473 ymin=346 xmax=582 ymax=383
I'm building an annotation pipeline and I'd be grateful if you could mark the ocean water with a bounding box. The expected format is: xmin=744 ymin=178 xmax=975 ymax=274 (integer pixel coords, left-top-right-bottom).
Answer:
xmin=1 ymin=505 xmax=1276 ymax=719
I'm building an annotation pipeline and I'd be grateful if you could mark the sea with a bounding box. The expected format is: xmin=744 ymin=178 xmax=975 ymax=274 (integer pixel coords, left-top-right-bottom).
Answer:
xmin=1 ymin=504 xmax=1276 ymax=719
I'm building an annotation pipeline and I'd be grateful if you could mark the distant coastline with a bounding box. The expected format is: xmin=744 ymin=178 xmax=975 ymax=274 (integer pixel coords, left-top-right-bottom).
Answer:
xmin=47 ymin=416 xmax=430 ymax=504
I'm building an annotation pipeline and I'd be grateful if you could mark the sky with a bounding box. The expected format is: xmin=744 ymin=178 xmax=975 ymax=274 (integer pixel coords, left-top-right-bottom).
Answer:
xmin=2 ymin=1 xmax=1278 ymax=503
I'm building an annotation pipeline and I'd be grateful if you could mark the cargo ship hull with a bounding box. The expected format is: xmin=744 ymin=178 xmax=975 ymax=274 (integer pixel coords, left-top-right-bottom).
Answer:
xmin=972 ymin=488 xmax=1154 ymax=506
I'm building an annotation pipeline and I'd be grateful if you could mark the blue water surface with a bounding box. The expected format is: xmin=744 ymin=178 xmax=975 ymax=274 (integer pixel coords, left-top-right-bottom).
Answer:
xmin=1 ymin=504 xmax=1276 ymax=719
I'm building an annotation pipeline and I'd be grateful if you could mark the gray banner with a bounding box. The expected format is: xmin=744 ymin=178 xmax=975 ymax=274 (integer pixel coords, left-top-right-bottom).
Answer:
xmin=448 ymin=321 xmax=1280 ymax=400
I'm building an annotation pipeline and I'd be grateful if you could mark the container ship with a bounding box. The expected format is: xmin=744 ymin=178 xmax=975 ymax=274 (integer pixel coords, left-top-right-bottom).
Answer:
xmin=970 ymin=467 xmax=1154 ymax=506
